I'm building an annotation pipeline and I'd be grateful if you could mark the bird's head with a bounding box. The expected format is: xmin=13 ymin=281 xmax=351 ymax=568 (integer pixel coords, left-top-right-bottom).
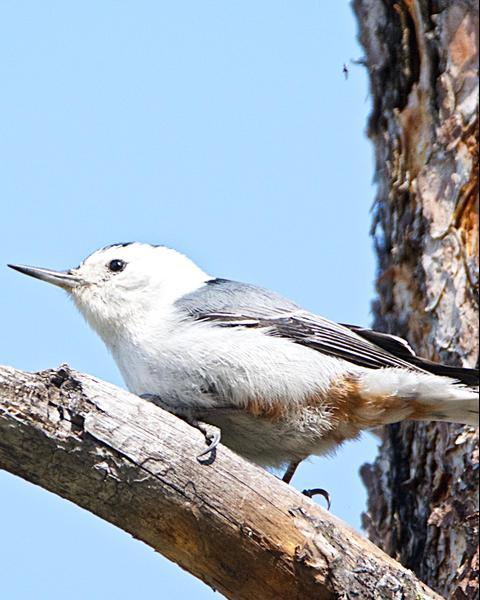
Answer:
xmin=9 ymin=242 xmax=209 ymax=338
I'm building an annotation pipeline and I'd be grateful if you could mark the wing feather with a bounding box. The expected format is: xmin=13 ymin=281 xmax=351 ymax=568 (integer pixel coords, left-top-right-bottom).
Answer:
xmin=176 ymin=278 xmax=479 ymax=385
xmin=194 ymin=309 xmax=423 ymax=371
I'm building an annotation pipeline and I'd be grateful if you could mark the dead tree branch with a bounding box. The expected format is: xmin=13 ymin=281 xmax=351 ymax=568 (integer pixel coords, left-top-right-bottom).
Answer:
xmin=0 ymin=364 xmax=444 ymax=600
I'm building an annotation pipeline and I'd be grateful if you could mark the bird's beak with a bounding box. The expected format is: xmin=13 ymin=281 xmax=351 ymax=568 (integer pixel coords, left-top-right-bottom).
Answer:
xmin=8 ymin=264 xmax=83 ymax=291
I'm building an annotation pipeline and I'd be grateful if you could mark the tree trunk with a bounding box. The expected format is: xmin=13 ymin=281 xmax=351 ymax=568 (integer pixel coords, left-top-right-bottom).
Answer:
xmin=0 ymin=364 xmax=445 ymax=600
xmin=353 ymin=1 xmax=479 ymax=598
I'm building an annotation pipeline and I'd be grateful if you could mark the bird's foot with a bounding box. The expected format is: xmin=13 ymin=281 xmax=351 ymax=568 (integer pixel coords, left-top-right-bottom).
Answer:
xmin=302 ymin=488 xmax=331 ymax=510
xmin=194 ymin=420 xmax=222 ymax=460
xmin=139 ymin=394 xmax=221 ymax=461
xmin=282 ymin=460 xmax=331 ymax=509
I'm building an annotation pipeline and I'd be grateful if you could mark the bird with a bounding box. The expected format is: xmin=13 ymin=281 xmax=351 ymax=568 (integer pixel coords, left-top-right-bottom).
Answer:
xmin=8 ymin=242 xmax=479 ymax=487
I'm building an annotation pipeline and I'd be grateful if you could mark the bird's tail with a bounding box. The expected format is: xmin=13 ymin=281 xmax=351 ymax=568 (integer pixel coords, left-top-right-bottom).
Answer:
xmin=360 ymin=369 xmax=479 ymax=427
xmin=418 ymin=382 xmax=479 ymax=426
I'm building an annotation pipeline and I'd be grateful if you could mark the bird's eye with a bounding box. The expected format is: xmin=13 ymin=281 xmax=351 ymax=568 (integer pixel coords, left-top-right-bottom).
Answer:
xmin=108 ymin=259 xmax=126 ymax=273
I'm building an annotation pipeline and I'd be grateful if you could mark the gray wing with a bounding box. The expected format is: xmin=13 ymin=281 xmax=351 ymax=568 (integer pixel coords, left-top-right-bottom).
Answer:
xmin=176 ymin=279 xmax=479 ymax=385
xmin=175 ymin=279 xmax=425 ymax=372
xmin=176 ymin=278 xmax=300 ymax=319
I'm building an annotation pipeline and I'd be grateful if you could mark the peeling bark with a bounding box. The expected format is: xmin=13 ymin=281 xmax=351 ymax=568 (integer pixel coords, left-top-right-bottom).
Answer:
xmin=353 ymin=0 xmax=479 ymax=598
xmin=0 ymin=364 xmax=444 ymax=600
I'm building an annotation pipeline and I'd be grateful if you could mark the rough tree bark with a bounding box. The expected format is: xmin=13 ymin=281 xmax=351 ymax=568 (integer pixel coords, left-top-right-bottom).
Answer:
xmin=353 ymin=1 xmax=479 ymax=598
xmin=0 ymin=364 xmax=444 ymax=600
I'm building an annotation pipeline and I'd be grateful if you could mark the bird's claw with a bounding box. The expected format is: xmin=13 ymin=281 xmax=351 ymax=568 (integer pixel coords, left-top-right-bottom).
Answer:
xmin=139 ymin=396 xmax=221 ymax=461
xmin=302 ymin=487 xmax=331 ymax=510
xmin=197 ymin=431 xmax=222 ymax=460
xmin=192 ymin=421 xmax=221 ymax=461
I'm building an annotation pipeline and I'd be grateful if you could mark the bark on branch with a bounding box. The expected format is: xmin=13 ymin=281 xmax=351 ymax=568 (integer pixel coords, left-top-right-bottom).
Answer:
xmin=0 ymin=364 xmax=442 ymax=600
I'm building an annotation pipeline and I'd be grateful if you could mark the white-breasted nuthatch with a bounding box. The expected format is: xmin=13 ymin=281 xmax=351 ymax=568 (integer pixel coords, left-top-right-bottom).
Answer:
xmin=9 ymin=242 xmax=479 ymax=484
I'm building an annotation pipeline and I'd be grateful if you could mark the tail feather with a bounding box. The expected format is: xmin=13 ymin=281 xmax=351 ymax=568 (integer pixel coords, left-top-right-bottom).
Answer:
xmin=360 ymin=369 xmax=479 ymax=427
xmin=421 ymin=385 xmax=479 ymax=426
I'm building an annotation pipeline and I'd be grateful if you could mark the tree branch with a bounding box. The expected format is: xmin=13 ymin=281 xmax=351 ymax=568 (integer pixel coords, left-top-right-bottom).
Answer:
xmin=0 ymin=364 xmax=442 ymax=600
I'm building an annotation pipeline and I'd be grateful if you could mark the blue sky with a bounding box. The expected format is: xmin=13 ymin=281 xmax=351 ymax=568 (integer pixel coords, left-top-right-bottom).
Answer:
xmin=0 ymin=2 xmax=379 ymax=598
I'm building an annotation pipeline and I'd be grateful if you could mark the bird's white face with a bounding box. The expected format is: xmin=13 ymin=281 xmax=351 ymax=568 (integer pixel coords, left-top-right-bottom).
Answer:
xmin=9 ymin=243 xmax=210 ymax=339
